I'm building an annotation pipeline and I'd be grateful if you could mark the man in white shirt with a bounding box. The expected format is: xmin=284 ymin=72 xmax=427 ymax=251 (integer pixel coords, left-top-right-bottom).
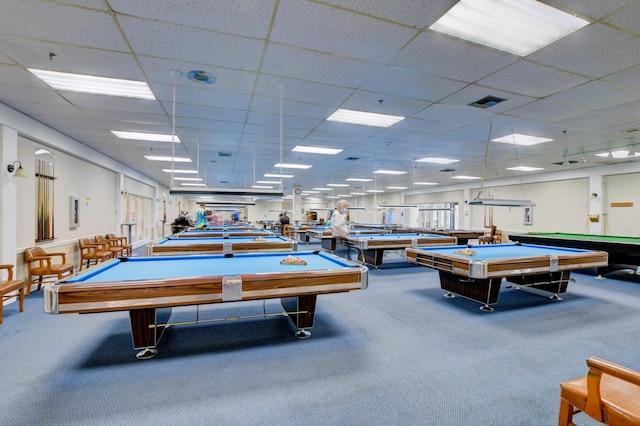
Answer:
xmin=330 ymin=199 xmax=349 ymax=238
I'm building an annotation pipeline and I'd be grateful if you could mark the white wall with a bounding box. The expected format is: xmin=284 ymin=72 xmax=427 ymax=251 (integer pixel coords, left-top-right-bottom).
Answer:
xmin=602 ymin=174 xmax=640 ymax=236
xmin=16 ymin=136 xmax=117 ymax=249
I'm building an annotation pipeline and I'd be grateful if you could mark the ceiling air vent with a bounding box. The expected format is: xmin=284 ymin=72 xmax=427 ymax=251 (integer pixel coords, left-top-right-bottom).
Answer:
xmin=345 ymin=157 xmax=360 ymax=161
xmin=552 ymin=160 xmax=579 ymax=165
xmin=468 ymin=95 xmax=507 ymax=109
xmin=218 ymin=151 xmax=232 ymax=157
xmin=186 ymin=70 xmax=216 ymax=85
xmin=440 ymin=168 xmax=455 ymax=173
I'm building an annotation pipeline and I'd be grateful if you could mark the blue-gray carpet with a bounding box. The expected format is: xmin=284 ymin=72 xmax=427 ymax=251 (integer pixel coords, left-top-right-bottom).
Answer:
xmin=1 ymin=243 xmax=638 ymax=425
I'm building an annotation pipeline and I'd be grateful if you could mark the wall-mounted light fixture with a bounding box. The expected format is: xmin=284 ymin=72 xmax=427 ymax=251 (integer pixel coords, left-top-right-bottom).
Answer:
xmin=7 ymin=161 xmax=27 ymax=178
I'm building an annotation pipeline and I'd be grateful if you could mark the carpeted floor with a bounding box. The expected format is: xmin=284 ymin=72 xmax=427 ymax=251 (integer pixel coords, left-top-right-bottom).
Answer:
xmin=1 ymin=242 xmax=638 ymax=425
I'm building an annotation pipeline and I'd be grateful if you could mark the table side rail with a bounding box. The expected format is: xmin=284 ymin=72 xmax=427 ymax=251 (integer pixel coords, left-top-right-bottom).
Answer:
xmin=406 ymin=249 xmax=608 ymax=279
xmin=44 ymin=267 xmax=367 ymax=314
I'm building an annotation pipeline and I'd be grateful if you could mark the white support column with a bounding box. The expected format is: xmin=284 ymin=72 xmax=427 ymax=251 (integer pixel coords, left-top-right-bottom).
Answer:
xmin=0 ymin=125 xmax=19 ymax=272
xmin=292 ymin=186 xmax=302 ymax=224
xmin=589 ymin=175 xmax=603 ymax=234
xmin=462 ymin=188 xmax=471 ymax=229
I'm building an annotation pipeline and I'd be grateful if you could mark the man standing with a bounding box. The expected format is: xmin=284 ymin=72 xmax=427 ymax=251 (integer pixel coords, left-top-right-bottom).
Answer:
xmin=383 ymin=208 xmax=394 ymax=226
xmin=330 ymin=199 xmax=350 ymax=238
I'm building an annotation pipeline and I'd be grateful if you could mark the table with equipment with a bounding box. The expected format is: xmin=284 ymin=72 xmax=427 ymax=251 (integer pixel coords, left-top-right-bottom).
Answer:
xmin=509 ymin=232 xmax=640 ymax=276
xmin=44 ymin=251 xmax=368 ymax=358
xmin=406 ymin=243 xmax=608 ymax=312
xmin=146 ymin=236 xmax=297 ymax=256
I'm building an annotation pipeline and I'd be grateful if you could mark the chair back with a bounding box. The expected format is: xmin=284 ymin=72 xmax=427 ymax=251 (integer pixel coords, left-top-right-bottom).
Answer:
xmin=24 ymin=247 xmax=46 ymax=262
xmin=78 ymin=238 xmax=92 ymax=250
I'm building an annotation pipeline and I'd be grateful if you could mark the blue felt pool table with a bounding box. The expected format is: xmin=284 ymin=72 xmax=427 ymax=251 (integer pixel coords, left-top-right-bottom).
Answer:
xmin=44 ymin=251 xmax=368 ymax=358
xmin=146 ymin=235 xmax=297 ymax=256
xmin=406 ymin=243 xmax=608 ymax=311
xmin=174 ymin=229 xmax=272 ymax=238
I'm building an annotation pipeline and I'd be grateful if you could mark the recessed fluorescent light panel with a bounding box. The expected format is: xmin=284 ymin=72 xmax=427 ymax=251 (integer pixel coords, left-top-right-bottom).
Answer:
xmin=451 ymin=175 xmax=481 ymax=180
xmin=29 ymin=69 xmax=156 ymax=99
xmin=366 ymin=189 xmax=385 ymax=193
xmin=350 ymin=192 xmax=366 ymax=196
xmin=256 ymin=180 xmax=281 ymax=184
xmin=313 ymin=187 xmax=332 ymax=191
xmin=252 ymin=185 xmax=274 ymax=189
xmin=327 ymin=183 xmax=350 ymax=187
xmin=414 ymin=182 xmax=438 ymax=186
xmin=292 ymin=145 xmax=343 ymax=155
xmin=112 ymin=131 xmax=180 ymax=143
xmin=181 ymin=183 xmax=206 ymax=187
xmin=492 ymin=133 xmax=553 ymax=146
xmin=601 ymin=150 xmax=640 ymax=159
xmin=163 ymin=169 xmax=198 ymax=174
xmin=264 ymin=173 xmax=294 ymax=178
xmin=373 ymin=170 xmax=407 ymax=175
xmin=429 ymin=0 xmax=589 ymax=56
xmin=327 ymin=109 xmax=405 ymax=128
xmin=416 ymin=157 xmax=460 ymax=164
xmin=326 ymin=196 xmax=340 ymax=199
xmin=145 ymin=156 xmax=191 ymax=162
xmin=387 ymin=186 xmax=408 ymax=190
xmin=346 ymin=178 xmax=373 ymax=182
xmin=273 ymin=163 xmax=312 ymax=169
xmin=173 ymin=177 xmax=203 ymax=181
xmin=506 ymin=166 xmax=544 ymax=171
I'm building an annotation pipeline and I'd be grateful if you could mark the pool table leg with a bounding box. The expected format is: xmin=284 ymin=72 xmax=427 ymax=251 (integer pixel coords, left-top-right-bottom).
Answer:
xmin=281 ymin=294 xmax=317 ymax=339
xmin=439 ymin=271 xmax=501 ymax=312
xmin=129 ymin=307 xmax=172 ymax=359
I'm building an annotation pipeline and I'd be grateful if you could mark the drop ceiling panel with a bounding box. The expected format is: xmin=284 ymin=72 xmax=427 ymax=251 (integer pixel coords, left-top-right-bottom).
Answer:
xmin=107 ymin=0 xmax=276 ymax=39
xmin=270 ymin=0 xmax=418 ymax=63
xmin=116 ymin=16 xmax=266 ymax=71
xmin=1 ymin=37 xmax=144 ymax=80
xmin=528 ymin=24 xmax=640 ymax=78
xmin=261 ymin=44 xmax=380 ymax=88
xmin=478 ymin=61 xmax=590 ymax=98
xmin=548 ymin=81 xmax=640 ymax=111
xmin=1 ymin=1 xmax=128 ymax=51
xmin=391 ymin=32 xmax=518 ymax=82
xmin=361 ymin=66 xmax=467 ymax=102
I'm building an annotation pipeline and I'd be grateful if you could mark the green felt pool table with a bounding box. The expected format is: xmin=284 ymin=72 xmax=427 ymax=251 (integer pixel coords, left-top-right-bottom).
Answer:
xmin=44 ymin=251 xmax=368 ymax=358
xmin=509 ymin=233 xmax=640 ymax=276
xmin=406 ymin=243 xmax=608 ymax=311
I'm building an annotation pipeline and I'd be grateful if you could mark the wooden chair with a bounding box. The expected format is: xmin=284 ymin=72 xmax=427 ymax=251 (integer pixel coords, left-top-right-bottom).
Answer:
xmin=78 ymin=238 xmax=112 ymax=271
xmin=282 ymin=224 xmax=294 ymax=239
xmin=95 ymin=234 xmax=127 ymax=258
xmin=0 ymin=265 xmax=24 ymax=324
xmin=105 ymin=233 xmax=132 ymax=256
xmin=478 ymin=225 xmax=498 ymax=244
xmin=24 ymin=247 xmax=74 ymax=296
xmin=559 ymin=356 xmax=640 ymax=425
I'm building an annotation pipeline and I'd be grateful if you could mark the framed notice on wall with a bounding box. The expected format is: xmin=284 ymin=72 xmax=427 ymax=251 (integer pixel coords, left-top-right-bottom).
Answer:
xmin=523 ymin=207 xmax=533 ymax=225
xmin=70 ymin=195 xmax=79 ymax=228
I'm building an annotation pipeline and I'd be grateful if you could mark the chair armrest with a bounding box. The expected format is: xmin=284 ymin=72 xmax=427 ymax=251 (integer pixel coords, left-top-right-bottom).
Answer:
xmin=584 ymin=356 xmax=640 ymax=419
xmin=587 ymin=356 xmax=640 ymax=386
xmin=47 ymin=252 xmax=68 ymax=263
xmin=0 ymin=264 xmax=14 ymax=280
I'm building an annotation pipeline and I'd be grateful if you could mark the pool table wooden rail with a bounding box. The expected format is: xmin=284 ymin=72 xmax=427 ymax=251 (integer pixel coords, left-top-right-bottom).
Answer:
xmin=405 ymin=249 xmax=608 ymax=279
xmin=146 ymin=237 xmax=297 ymax=256
xmin=45 ymin=267 xmax=367 ymax=315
